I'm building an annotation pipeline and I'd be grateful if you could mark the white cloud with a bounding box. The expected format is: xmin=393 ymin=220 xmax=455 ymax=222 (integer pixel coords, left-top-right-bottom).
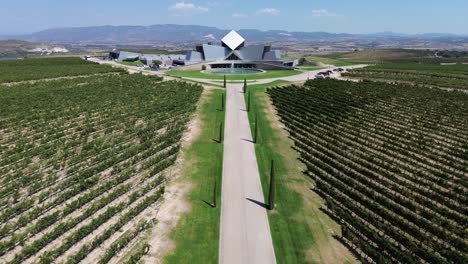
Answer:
xmin=232 ymin=13 xmax=248 ymax=18
xmin=256 ymin=8 xmax=280 ymax=16
xmin=312 ymin=9 xmax=337 ymax=17
xmin=169 ymin=2 xmax=209 ymax=15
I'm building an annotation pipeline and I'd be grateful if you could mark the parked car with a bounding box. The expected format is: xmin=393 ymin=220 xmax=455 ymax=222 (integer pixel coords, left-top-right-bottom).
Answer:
xmin=318 ymin=71 xmax=330 ymax=76
xmin=315 ymin=73 xmax=325 ymax=79
xmin=333 ymin=68 xmax=345 ymax=72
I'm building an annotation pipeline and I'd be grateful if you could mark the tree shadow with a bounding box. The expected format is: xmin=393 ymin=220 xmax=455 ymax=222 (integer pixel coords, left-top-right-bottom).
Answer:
xmin=246 ymin=198 xmax=268 ymax=209
xmin=241 ymin=138 xmax=254 ymax=143
xmin=202 ymin=200 xmax=216 ymax=208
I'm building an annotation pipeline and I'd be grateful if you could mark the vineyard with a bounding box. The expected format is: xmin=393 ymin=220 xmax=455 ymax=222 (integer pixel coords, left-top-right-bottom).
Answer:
xmin=268 ymin=79 xmax=467 ymax=263
xmin=343 ymin=63 xmax=468 ymax=90
xmin=0 ymin=57 xmax=124 ymax=83
xmin=0 ymin=74 xmax=202 ymax=263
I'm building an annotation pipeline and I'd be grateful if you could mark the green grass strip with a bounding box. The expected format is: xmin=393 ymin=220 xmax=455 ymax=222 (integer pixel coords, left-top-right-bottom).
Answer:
xmin=164 ymin=88 xmax=225 ymax=264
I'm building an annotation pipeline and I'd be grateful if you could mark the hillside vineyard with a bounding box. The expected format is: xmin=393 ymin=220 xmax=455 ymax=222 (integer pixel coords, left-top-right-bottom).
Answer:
xmin=268 ymin=79 xmax=467 ymax=263
xmin=343 ymin=63 xmax=468 ymax=90
xmin=0 ymin=75 xmax=202 ymax=263
xmin=0 ymin=57 xmax=124 ymax=83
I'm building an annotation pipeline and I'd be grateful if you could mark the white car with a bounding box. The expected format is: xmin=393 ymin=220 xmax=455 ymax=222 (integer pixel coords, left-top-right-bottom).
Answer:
xmin=315 ymin=73 xmax=325 ymax=79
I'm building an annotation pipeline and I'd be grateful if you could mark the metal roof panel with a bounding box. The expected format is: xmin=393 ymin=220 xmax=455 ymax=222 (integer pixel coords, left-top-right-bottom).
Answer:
xmin=221 ymin=30 xmax=245 ymax=50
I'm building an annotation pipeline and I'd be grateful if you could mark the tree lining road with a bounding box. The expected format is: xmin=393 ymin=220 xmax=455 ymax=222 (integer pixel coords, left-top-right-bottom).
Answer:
xmin=218 ymin=83 xmax=276 ymax=264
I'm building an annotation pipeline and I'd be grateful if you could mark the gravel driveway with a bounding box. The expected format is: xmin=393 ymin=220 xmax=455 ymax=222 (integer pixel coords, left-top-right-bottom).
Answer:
xmin=218 ymin=83 xmax=276 ymax=264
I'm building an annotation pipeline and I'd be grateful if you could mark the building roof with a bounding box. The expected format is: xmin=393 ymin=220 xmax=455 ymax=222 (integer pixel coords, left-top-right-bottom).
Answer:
xmin=221 ymin=30 xmax=245 ymax=51
xmin=203 ymin=44 xmax=230 ymax=61
xmin=116 ymin=51 xmax=140 ymax=62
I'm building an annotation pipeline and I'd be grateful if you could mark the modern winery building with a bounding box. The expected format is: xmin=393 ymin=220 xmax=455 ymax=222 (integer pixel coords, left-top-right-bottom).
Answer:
xmin=185 ymin=30 xmax=297 ymax=70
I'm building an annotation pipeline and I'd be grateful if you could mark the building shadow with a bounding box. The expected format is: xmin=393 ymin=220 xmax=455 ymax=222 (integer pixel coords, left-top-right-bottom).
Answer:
xmin=246 ymin=198 xmax=268 ymax=209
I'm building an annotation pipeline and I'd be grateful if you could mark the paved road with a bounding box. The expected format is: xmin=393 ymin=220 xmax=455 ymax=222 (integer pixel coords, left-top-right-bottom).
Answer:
xmin=183 ymin=65 xmax=368 ymax=86
xmin=218 ymin=83 xmax=276 ymax=264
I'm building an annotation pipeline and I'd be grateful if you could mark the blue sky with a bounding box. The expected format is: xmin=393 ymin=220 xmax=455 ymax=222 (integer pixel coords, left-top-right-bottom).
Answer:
xmin=2 ymin=0 xmax=468 ymax=35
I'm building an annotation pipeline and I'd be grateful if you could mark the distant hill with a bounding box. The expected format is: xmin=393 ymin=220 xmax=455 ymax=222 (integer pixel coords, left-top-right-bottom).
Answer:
xmin=0 ymin=40 xmax=68 ymax=57
xmin=9 ymin=24 xmax=467 ymax=45
xmin=12 ymin=24 xmax=356 ymax=44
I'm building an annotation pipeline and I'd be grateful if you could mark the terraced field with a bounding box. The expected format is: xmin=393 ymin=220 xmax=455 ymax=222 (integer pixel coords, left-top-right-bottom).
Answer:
xmin=0 ymin=74 xmax=202 ymax=263
xmin=268 ymin=79 xmax=467 ymax=263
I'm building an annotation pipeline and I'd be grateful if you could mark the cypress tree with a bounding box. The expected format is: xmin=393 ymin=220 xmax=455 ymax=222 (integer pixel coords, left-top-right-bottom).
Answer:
xmin=223 ymin=75 xmax=227 ymax=88
xmin=213 ymin=175 xmax=217 ymax=208
xmin=219 ymin=122 xmax=223 ymax=143
xmin=243 ymin=78 xmax=247 ymax=93
xmin=221 ymin=93 xmax=224 ymax=111
xmin=268 ymin=160 xmax=276 ymax=210
xmin=254 ymin=112 xmax=258 ymax=143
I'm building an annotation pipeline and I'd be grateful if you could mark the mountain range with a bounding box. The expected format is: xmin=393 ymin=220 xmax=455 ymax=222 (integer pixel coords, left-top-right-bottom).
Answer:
xmin=3 ymin=24 xmax=467 ymax=44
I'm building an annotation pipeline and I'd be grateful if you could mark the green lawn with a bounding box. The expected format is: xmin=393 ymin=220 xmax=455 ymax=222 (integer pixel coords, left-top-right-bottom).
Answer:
xmin=297 ymin=66 xmax=328 ymax=71
xmin=118 ymin=61 xmax=144 ymax=66
xmin=284 ymin=55 xmax=357 ymax=67
xmin=165 ymin=88 xmax=225 ymax=264
xmin=167 ymin=70 xmax=302 ymax=80
xmin=244 ymin=82 xmax=358 ymax=264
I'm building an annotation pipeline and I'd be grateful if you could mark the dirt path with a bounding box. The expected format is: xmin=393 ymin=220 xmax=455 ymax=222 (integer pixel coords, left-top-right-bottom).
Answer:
xmin=140 ymin=118 xmax=201 ymax=263
xmin=218 ymin=83 xmax=276 ymax=264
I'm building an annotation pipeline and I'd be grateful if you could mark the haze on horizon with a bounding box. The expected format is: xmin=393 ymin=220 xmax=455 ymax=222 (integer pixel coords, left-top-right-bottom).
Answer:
xmin=1 ymin=0 xmax=468 ymax=35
